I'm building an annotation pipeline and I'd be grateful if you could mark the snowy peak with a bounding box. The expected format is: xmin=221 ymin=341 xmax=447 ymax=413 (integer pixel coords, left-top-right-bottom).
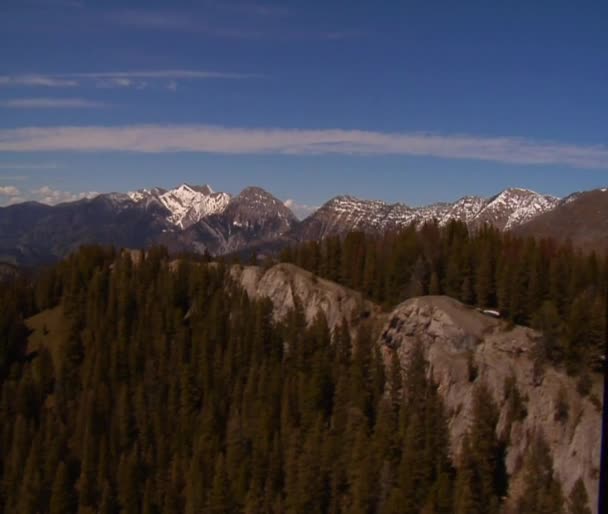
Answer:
xmin=127 ymin=187 xmax=167 ymax=203
xmin=297 ymin=188 xmax=561 ymax=240
xmin=158 ymin=184 xmax=231 ymax=229
xmin=475 ymin=188 xmax=560 ymax=230
xmin=296 ymin=195 xmax=416 ymax=239
xmin=440 ymin=196 xmax=486 ymax=224
xmin=124 ymin=184 xmax=561 ymax=240
xmin=128 ymin=183 xmax=231 ymax=229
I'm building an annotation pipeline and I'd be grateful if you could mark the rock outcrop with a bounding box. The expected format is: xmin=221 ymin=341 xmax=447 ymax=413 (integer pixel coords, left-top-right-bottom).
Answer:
xmin=231 ymin=264 xmax=603 ymax=512
xmin=379 ymin=296 xmax=602 ymax=513
xmin=230 ymin=263 xmax=379 ymax=334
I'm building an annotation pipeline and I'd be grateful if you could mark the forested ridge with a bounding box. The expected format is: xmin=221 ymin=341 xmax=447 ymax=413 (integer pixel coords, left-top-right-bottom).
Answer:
xmin=0 ymin=230 xmax=599 ymax=513
xmin=280 ymin=221 xmax=607 ymax=375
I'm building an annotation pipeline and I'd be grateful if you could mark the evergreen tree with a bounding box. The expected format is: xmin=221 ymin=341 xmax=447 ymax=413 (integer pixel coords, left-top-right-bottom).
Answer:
xmin=517 ymin=432 xmax=565 ymax=514
xmin=49 ymin=462 xmax=75 ymax=514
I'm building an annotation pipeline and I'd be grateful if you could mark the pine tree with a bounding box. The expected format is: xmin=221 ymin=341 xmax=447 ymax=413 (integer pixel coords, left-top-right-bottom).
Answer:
xmin=49 ymin=462 xmax=75 ymax=514
xmin=208 ymin=454 xmax=233 ymax=514
xmin=475 ymin=247 xmax=493 ymax=308
xmin=517 ymin=432 xmax=565 ymax=514
xmin=454 ymin=435 xmax=480 ymax=514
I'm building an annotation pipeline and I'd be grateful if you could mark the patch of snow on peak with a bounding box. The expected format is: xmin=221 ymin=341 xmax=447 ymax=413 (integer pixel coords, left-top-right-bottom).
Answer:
xmin=158 ymin=184 xmax=231 ymax=229
xmin=473 ymin=188 xmax=560 ymax=230
xmin=127 ymin=187 xmax=166 ymax=203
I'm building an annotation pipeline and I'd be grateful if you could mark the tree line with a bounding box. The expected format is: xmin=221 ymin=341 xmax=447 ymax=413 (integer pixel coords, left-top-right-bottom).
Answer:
xmin=279 ymin=222 xmax=607 ymax=375
xmin=0 ymin=244 xmax=594 ymax=513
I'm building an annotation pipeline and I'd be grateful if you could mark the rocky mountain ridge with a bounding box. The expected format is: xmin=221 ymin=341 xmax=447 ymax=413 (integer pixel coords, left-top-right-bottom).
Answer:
xmin=230 ymin=262 xmax=603 ymax=514
xmin=294 ymin=187 xmax=560 ymax=239
xmin=128 ymin=183 xmax=232 ymax=229
xmin=1 ymin=183 xmax=606 ymax=265
xmin=514 ymin=188 xmax=608 ymax=253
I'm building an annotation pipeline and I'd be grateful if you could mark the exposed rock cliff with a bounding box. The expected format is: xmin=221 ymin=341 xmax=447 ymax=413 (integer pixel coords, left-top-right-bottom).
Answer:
xmin=232 ymin=264 xmax=602 ymax=512
xmin=230 ymin=263 xmax=379 ymax=334
xmin=379 ymin=296 xmax=602 ymax=513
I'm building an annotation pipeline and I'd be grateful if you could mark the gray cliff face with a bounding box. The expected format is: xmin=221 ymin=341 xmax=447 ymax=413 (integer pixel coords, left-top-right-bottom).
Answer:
xmin=231 ymin=264 xmax=603 ymax=513
xmin=230 ymin=263 xmax=379 ymax=335
xmin=379 ymin=296 xmax=602 ymax=514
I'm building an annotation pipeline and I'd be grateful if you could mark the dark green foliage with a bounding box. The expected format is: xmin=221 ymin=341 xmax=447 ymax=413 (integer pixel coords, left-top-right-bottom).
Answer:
xmin=49 ymin=462 xmax=75 ymax=514
xmin=516 ymin=432 xmax=565 ymax=514
xmin=0 ymin=246 xmax=462 ymax=514
xmin=281 ymin=224 xmax=607 ymax=375
xmin=503 ymin=374 xmax=527 ymax=438
xmin=0 ymin=240 xmax=595 ymax=513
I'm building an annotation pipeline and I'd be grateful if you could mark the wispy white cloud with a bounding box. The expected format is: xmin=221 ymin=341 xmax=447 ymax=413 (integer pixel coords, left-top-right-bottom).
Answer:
xmin=0 ymin=75 xmax=79 ymax=88
xmin=1 ymin=97 xmax=106 ymax=109
xmin=30 ymin=186 xmax=98 ymax=205
xmin=0 ymin=70 xmax=258 ymax=90
xmin=0 ymin=186 xmax=21 ymax=197
xmin=106 ymin=7 xmax=358 ymax=40
xmin=73 ymin=70 xmax=259 ymax=80
xmin=107 ymin=8 xmax=266 ymax=37
xmin=2 ymin=196 xmax=27 ymax=206
xmin=0 ymin=124 xmax=606 ymax=169
xmin=0 ymin=185 xmax=98 ymax=206
xmin=284 ymin=199 xmax=319 ymax=219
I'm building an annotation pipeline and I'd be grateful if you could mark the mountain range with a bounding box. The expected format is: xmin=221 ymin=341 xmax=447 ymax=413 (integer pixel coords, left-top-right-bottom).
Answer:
xmin=1 ymin=183 xmax=606 ymax=266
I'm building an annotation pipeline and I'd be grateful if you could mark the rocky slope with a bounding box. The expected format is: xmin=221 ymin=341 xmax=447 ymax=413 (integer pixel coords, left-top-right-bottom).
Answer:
xmin=231 ymin=263 xmax=603 ymax=513
xmin=0 ymin=195 xmax=169 ymax=266
xmin=1 ymin=183 xmax=605 ymax=266
xmin=471 ymin=188 xmax=560 ymax=230
xmin=0 ymin=185 xmax=296 ymax=265
xmin=170 ymin=187 xmax=298 ymax=255
xmin=293 ymin=188 xmax=560 ymax=240
xmin=515 ymin=188 xmax=608 ymax=254
xmin=379 ymin=296 xmax=602 ymax=513
xmin=128 ymin=184 xmax=231 ymax=229
xmin=230 ymin=262 xmax=378 ymax=334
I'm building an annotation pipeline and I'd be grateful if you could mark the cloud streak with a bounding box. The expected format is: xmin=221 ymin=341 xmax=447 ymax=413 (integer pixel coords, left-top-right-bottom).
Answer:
xmin=0 ymin=75 xmax=79 ymax=88
xmin=0 ymin=186 xmax=99 ymax=207
xmin=0 ymin=186 xmax=21 ymax=197
xmin=107 ymin=7 xmax=276 ymax=37
xmin=0 ymin=70 xmax=258 ymax=89
xmin=30 ymin=186 xmax=99 ymax=205
xmin=0 ymin=124 xmax=606 ymax=169
xmin=284 ymin=199 xmax=319 ymax=219
xmin=1 ymin=98 xmax=106 ymax=109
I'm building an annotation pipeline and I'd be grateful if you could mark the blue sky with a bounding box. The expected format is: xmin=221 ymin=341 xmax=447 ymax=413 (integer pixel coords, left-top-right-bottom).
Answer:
xmin=0 ymin=0 xmax=607 ymax=215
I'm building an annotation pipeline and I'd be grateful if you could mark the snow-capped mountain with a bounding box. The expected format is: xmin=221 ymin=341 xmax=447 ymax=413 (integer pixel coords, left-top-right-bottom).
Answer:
xmin=470 ymin=188 xmax=560 ymax=230
xmin=172 ymin=187 xmax=299 ymax=255
xmin=1 ymin=183 xmax=605 ymax=266
xmin=514 ymin=188 xmax=608 ymax=253
xmin=128 ymin=184 xmax=231 ymax=229
xmin=294 ymin=188 xmax=561 ymax=239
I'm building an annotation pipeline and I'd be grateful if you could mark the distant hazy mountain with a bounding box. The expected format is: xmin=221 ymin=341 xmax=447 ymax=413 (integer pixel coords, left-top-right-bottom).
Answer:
xmin=0 ymin=183 xmax=604 ymax=266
